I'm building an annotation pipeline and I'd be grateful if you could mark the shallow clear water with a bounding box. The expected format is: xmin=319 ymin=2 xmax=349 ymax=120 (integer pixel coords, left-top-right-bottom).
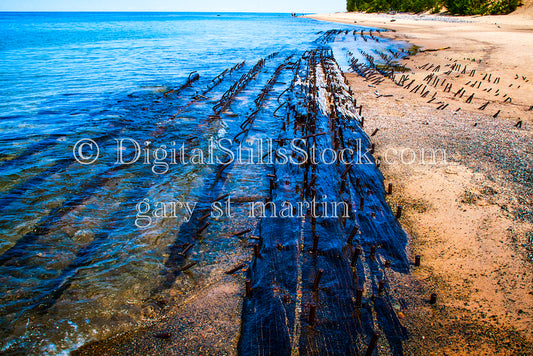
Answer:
xmin=0 ymin=12 xmax=406 ymax=354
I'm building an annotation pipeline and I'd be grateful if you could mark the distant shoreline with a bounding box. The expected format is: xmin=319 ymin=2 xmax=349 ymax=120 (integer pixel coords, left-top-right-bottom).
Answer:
xmin=0 ymin=11 xmax=311 ymax=14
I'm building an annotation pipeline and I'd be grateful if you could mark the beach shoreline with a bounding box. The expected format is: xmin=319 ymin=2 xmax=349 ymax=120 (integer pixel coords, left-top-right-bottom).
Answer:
xmin=67 ymin=12 xmax=533 ymax=355
xmin=307 ymin=11 xmax=533 ymax=354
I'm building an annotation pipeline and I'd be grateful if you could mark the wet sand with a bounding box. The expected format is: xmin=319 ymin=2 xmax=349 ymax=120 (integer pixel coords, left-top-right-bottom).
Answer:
xmin=308 ymin=11 xmax=533 ymax=355
xmin=74 ymin=276 xmax=243 ymax=355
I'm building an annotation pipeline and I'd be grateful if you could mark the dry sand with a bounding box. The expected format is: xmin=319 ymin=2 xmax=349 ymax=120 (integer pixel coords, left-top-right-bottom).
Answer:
xmin=308 ymin=10 xmax=533 ymax=355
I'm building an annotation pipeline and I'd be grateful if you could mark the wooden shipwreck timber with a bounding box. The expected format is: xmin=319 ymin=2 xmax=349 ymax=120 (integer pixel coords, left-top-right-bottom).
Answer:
xmin=0 ymin=28 xmax=421 ymax=355
xmin=238 ymin=48 xmax=409 ymax=355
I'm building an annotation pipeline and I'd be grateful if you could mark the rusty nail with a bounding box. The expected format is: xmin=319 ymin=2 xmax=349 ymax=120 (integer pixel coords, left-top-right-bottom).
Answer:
xmin=348 ymin=225 xmax=359 ymax=244
xmin=341 ymin=164 xmax=352 ymax=178
xmin=198 ymin=212 xmax=211 ymax=221
xmin=235 ymin=228 xmax=252 ymax=237
xmin=214 ymin=193 xmax=230 ymax=202
xmin=396 ymin=205 xmax=402 ymax=219
xmin=351 ymin=246 xmax=362 ymax=267
xmin=226 ymin=263 xmax=246 ymax=275
xmin=180 ymin=243 xmax=193 ymax=256
xmin=356 ymin=288 xmax=363 ymax=307
xmin=312 ymin=234 xmax=319 ymax=254
xmin=415 ymin=255 xmax=421 ymax=267
xmin=154 ymin=332 xmax=171 ymax=339
xmin=388 ymin=183 xmax=393 ymax=194
xmin=365 ymin=332 xmax=380 ymax=356
xmin=378 ymin=280 xmax=385 ymax=294
xmin=197 ymin=222 xmax=210 ymax=235
xmin=245 ymin=279 xmax=252 ymax=297
xmin=309 ymin=303 xmax=317 ymax=325
xmin=180 ymin=261 xmax=197 ymax=272
xmin=430 ymin=293 xmax=437 ymax=304
xmin=313 ymin=269 xmax=324 ymax=291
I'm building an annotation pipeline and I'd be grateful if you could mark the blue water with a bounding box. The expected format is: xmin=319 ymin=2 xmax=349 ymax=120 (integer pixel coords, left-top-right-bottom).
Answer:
xmin=0 ymin=12 xmax=405 ymax=354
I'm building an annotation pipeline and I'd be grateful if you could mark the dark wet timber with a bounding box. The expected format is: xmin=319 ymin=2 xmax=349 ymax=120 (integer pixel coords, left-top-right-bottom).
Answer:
xmin=0 ymin=63 xmax=245 ymax=217
xmin=238 ymin=49 xmax=408 ymax=355
xmin=149 ymin=53 xmax=293 ymax=296
xmin=1 ymin=55 xmax=288 ymax=326
xmin=0 ymin=64 xmax=248 ymax=267
xmin=0 ymin=63 xmax=256 ymax=322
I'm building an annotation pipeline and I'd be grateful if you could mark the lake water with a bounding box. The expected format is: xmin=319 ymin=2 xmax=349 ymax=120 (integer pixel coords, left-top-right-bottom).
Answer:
xmin=0 ymin=12 xmax=406 ymax=354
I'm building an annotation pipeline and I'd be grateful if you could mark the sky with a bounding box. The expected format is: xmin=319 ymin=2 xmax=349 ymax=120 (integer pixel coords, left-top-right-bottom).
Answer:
xmin=0 ymin=0 xmax=346 ymax=13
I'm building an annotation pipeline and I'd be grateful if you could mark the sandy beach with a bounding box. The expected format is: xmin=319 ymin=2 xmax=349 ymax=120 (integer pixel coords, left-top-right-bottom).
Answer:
xmin=307 ymin=10 xmax=533 ymax=355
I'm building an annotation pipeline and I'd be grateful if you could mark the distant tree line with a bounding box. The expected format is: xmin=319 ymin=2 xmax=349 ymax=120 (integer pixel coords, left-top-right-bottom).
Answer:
xmin=346 ymin=0 xmax=521 ymax=15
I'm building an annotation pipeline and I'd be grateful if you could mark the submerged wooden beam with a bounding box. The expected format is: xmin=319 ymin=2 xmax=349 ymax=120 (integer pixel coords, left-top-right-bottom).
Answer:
xmin=238 ymin=49 xmax=408 ymax=356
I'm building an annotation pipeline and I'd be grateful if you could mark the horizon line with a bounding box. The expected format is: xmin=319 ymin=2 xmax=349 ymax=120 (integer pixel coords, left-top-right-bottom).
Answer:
xmin=0 ymin=10 xmax=330 ymax=14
